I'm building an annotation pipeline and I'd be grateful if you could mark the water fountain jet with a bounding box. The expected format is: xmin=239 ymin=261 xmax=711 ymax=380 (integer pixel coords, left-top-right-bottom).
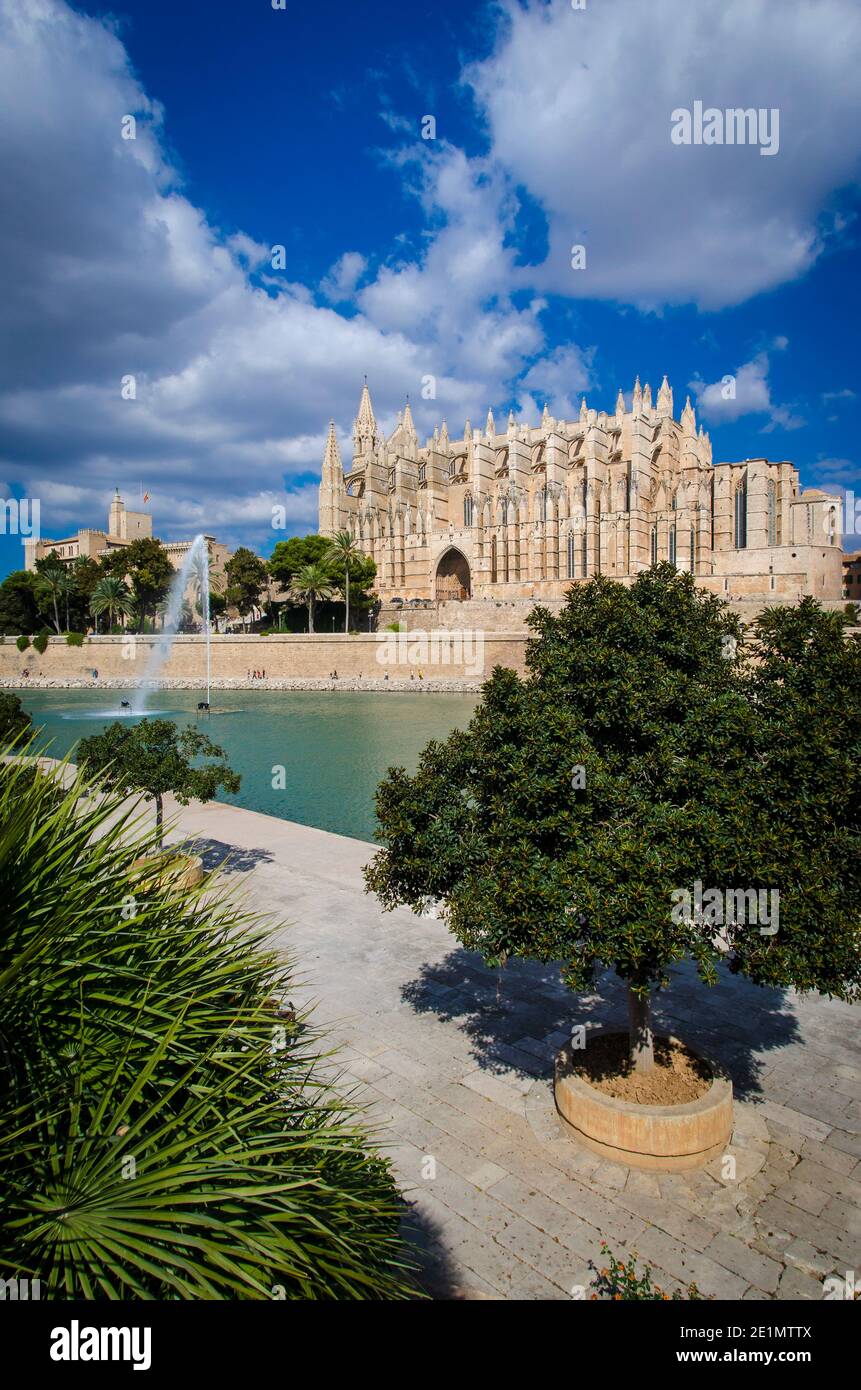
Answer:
xmin=130 ymin=535 xmax=211 ymax=714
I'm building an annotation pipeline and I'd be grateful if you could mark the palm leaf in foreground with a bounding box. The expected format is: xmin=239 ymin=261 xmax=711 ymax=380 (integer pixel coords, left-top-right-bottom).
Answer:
xmin=0 ymin=753 xmax=417 ymax=1299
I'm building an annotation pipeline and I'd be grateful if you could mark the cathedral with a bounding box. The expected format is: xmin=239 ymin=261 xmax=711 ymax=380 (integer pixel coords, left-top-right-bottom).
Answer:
xmin=318 ymin=378 xmax=843 ymax=606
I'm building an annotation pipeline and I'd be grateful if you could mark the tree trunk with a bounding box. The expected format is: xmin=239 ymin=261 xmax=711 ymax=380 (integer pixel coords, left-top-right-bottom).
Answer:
xmin=52 ymin=595 xmax=61 ymax=634
xmin=345 ymin=567 xmax=350 ymax=633
xmin=308 ymin=595 xmax=315 ymax=633
xmin=155 ymin=794 xmax=163 ymax=848
xmin=627 ymin=984 xmax=654 ymax=1073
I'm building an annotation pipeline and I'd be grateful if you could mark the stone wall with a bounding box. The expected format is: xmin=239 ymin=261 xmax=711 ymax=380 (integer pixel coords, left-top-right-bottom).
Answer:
xmin=0 ymin=631 xmax=528 ymax=684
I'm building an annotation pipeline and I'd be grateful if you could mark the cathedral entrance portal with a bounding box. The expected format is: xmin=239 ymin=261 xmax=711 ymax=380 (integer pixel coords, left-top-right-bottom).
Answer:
xmin=435 ymin=548 xmax=471 ymax=601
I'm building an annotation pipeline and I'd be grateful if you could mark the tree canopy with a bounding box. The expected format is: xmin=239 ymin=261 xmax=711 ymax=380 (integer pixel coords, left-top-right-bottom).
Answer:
xmin=365 ymin=567 xmax=861 ymax=1070
xmin=225 ymin=547 xmax=269 ymax=629
xmin=79 ymin=718 xmax=241 ymax=845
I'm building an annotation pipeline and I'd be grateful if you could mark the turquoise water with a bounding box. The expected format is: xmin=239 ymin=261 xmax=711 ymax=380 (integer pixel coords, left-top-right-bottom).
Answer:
xmin=19 ymin=690 xmax=479 ymax=842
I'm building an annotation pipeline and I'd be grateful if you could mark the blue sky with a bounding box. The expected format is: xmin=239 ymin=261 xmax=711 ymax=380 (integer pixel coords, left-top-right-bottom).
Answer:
xmin=1 ymin=0 xmax=860 ymax=578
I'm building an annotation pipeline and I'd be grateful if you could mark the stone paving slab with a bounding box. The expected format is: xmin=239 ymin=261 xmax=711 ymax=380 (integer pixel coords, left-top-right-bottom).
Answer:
xmin=165 ymin=795 xmax=861 ymax=1301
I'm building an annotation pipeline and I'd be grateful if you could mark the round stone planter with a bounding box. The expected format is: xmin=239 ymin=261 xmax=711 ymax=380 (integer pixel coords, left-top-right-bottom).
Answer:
xmin=554 ymin=1033 xmax=733 ymax=1172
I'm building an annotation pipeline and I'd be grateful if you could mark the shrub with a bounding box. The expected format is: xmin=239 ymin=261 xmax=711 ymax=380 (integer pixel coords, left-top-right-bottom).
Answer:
xmin=0 ymin=755 xmax=416 ymax=1300
xmin=0 ymin=692 xmax=31 ymax=745
xmin=590 ymin=1244 xmax=705 ymax=1301
xmin=16 ymin=634 xmax=29 ymax=652
xmin=65 ymin=631 xmax=85 ymax=646
xmin=32 ymin=629 xmax=50 ymax=655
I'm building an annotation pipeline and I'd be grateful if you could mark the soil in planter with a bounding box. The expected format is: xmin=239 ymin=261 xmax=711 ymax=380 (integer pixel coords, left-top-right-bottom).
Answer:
xmin=570 ymin=1033 xmax=712 ymax=1106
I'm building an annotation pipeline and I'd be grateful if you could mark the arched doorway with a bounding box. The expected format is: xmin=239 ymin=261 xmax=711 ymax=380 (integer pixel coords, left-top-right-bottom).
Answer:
xmin=435 ymin=547 xmax=471 ymax=601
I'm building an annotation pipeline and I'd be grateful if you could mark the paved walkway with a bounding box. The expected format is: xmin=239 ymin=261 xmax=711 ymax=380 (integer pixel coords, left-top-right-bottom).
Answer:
xmin=167 ymin=797 xmax=861 ymax=1302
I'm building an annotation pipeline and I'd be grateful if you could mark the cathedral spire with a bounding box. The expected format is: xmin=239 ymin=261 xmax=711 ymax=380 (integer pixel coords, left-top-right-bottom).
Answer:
xmin=615 ymin=387 xmax=626 ymax=418
xmin=642 ymin=381 xmax=653 ymax=412
xmin=403 ymin=397 xmax=416 ymax=438
xmin=579 ymin=396 xmax=588 ymax=424
xmin=681 ymin=394 xmax=697 ymax=437
xmin=486 ymin=408 xmax=495 ymax=438
xmin=657 ymin=374 xmax=673 ymax=418
xmin=440 ymin=419 xmax=449 ymax=449
xmin=352 ymin=380 xmax=377 ymax=455
xmin=322 ymin=420 xmax=342 ymax=477
xmin=632 ymin=375 xmax=643 ymax=414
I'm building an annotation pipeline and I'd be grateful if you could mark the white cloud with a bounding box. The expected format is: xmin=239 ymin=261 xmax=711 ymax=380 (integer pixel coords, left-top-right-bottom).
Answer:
xmin=0 ymin=1 xmax=574 ymax=554
xmin=689 ymin=352 xmax=805 ymax=431
xmin=2 ymin=0 xmax=858 ymax=559
xmin=320 ymin=252 xmax=369 ymax=303
xmin=464 ymin=0 xmax=861 ymax=309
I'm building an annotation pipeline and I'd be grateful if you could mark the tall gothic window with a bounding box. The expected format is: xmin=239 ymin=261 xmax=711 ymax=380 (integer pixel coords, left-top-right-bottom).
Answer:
xmin=669 ymin=524 xmax=677 ymax=568
xmin=490 ymin=534 xmax=498 ymax=584
xmin=567 ymin=529 xmax=575 ymax=579
xmin=690 ymin=526 xmax=696 ymax=574
xmin=581 ymin=533 xmax=587 ymax=577
xmin=734 ymin=474 xmax=748 ymax=549
xmin=464 ymin=495 xmax=474 ymax=527
xmin=767 ymin=479 xmax=777 ymax=546
xmin=650 ymin=524 xmax=658 ymax=567
xmin=418 ymin=462 xmax=426 ymax=485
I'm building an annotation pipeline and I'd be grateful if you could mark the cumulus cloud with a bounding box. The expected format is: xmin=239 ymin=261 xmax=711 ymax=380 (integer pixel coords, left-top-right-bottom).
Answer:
xmin=689 ymin=352 xmax=804 ymax=431
xmin=0 ymin=0 xmax=564 ymax=553
xmin=465 ymin=0 xmax=861 ymax=309
xmin=320 ymin=252 xmax=369 ymax=304
xmin=1 ymin=0 xmax=858 ymax=557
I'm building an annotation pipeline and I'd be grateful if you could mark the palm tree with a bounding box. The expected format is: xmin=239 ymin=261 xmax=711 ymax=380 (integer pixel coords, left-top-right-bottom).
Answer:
xmin=90 ymin=575 xmax=134 ymax=633
xmin=57 ymin=570 xmax=76 ymax=633
xmin=0 ymin=753 xmax=416 ymax=1300
xmin=288 ymin=562 xmax=336 ymax=633
xmin=35 ymin=564 xmax=64 ymax=634
xmin=327 ymin=530 xmax=361 ymax=633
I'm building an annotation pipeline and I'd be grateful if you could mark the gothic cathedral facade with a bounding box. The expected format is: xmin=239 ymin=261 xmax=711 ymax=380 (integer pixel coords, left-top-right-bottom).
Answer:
xmin=318 ymin=379 xmax=843 ymax=606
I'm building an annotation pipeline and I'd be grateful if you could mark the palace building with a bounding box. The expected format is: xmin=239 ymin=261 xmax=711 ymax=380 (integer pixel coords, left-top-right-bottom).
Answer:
xmin=25 ymin=489 xmax=231 ymax=585
xmin=319 ymin=379 xmax=843 ymax=606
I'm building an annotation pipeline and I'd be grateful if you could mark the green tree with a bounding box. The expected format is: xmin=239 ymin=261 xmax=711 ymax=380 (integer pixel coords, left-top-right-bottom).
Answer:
xmin=327 ymin=531 xmax=362 ymax=632
xmin=79 ymin=718 xmax=241 ymax=846
xmin=69 ymin=556 xmax=101 ymax=631
xmin=208 ymin=588 xmax=227 ymax=631
xmin=225 ymin=547 xmax=268 ymax=631
xmin=364 ymin=568 xmax=861 ymax=1073
xmin=0 ymin=756 xmax=415 ymax=1300
xmin=0 ymin=570 xmax=39 ymax=636
xmin=268 ymin=534 xmax=332 ymax=587
xmin=57 ymin=569 xmax=76 ymax=633
xmin=269 ymin=534 xmax=376 ymax=628
xmin=0 ymin=692 xmax=31 ymax=745
xmin=288 ymin=562 xmax=336 ymax=634
xmin=34 ymin=555 xmax=65 ymax=634
xmin=121 ymin=538 xmax=174 ymax=632
xmin=89 ymin=575 xmax=135 ymax=633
